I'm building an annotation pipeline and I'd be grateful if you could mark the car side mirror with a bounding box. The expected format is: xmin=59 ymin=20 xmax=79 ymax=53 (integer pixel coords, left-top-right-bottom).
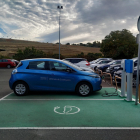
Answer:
xmin=66 ymin=68 xmax=72 ymax=72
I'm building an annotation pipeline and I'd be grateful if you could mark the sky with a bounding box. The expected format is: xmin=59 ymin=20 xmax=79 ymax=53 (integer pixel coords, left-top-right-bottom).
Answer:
xmin=0 ymin=0 xmax=140 ymax=44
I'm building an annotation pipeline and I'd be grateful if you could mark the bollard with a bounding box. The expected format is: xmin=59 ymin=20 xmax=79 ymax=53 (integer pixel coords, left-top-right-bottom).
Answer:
xmin=120 ymin=59 xmax=126 ymax=97
xmin=126 ymin=73 xmax=133 ymax=101
xmin=120 ymin=71 xmax=126 ymax=97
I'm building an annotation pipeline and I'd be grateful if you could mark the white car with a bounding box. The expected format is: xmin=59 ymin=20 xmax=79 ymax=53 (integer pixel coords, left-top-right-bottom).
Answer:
xmin=90 ymin=60 xmax=112 ymax=70
xmin=90 ymin=58 xmax=113 ymax=64
xmin=80 ymin=67 xmax=94 ymax=72
xmin=63 ymin=58 xmax=90 ymax=68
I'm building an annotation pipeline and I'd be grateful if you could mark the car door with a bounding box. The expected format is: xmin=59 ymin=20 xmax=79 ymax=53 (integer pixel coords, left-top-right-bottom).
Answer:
xmin=0 ymin=59 xmax=3 ymax=67
xmin=3 ymin=59 xmax=8 ymax=67
xmin=47 ymin=61 xmax=76 ymax=91
xmin=25 ymin=61 xmax=49 ymax=90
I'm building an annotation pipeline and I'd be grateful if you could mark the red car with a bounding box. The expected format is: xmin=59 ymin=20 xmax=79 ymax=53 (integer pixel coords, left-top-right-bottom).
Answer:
xmin=0 ymin=59 xmax=16 ymax=68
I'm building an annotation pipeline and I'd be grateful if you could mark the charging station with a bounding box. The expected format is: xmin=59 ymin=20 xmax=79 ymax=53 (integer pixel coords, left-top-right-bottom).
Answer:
xmin=120 ymin=59 xmax=134 ymax=101
xmin=125 ymin=59 xmax=134 ymax=101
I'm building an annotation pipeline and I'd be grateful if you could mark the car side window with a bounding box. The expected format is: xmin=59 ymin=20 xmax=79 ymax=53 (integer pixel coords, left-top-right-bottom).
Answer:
xmin=101 ymin=61 xmax=106 ymax=63
xmin=0 ymin=60 xmax=2 ymax=62
xmin=117 ymin=61 xmax=121 ymax=64
xmin=28 ymin=61 xmax=45 ymax=70
xmin=49 ymin=61 xmax=68 ymax=71
xmin=3 ymin=59 xmax=8 ymax=62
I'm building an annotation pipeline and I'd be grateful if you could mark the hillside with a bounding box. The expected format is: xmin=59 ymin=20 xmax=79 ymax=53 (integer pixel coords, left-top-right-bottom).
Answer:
xmin=0 ymin=38 xmax=101 ymax=57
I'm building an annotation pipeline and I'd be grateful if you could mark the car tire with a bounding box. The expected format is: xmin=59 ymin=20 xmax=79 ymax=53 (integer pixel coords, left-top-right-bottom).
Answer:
xmin=76 ymin=82 xmax=92 ymax=96
xmin=7 ymin=64 xmax=11 ymax=68
xmin=94 ymin=66 xmax=97 ymax=71
xmin=13 ymin=81 xmax=29 ymax=96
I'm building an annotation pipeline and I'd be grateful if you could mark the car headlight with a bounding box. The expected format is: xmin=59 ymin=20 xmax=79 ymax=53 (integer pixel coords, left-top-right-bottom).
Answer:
xmin=89 ymin=75 xmax=100 ymax=78
xmin=12 ymin=69 xmax=17 ymax=75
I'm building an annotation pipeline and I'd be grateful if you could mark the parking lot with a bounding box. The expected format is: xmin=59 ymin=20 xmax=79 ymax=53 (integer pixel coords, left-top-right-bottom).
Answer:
xmin=1 ymin=68 xmax=140 ymax=139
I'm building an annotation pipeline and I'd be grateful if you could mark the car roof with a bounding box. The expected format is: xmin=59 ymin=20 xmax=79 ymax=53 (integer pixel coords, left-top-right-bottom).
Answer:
xmin=21 ymin=58 xmax=63 ymax=62
xmin=64 ymin=58 xmax=86 ymax=59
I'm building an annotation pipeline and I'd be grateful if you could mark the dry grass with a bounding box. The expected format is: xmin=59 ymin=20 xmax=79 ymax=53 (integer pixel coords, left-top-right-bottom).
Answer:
xmin=0 ymin=38 xmax=101 ymax=57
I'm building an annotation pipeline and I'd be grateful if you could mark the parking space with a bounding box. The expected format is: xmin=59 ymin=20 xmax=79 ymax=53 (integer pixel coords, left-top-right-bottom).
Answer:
xmin=0 ymin=68 xmax=13 ymax=98
xmin=0 ymin=87 xmax=140 ymax=128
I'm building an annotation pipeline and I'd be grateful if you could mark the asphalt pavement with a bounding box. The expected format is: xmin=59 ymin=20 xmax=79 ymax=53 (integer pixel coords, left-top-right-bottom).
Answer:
xmin=0 ymin=68 xmax=140 ymax=140
xmin=0 ymin=68 xmax=13 ymax=98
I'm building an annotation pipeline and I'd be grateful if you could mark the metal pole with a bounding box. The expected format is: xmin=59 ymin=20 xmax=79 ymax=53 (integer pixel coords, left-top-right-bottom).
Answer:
xmin=135 ymin=34 xmax=140 ymax=105
xmin=59 ymin=9 xmax=61 ymax=59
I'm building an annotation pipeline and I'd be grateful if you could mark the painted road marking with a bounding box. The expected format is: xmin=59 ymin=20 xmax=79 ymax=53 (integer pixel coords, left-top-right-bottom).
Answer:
xmin=0 ymin=127 xmax=140 ymax=129
xmin=0 ymin=92 xmax=13 ymax=101
xmin=54 ymin=105 xmax=80 ymax=114
xmin=2 ymin=99 xmax=124 ymax=100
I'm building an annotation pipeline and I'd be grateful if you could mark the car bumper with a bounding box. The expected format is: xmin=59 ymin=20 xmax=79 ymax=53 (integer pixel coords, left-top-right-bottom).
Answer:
xmin=91 ymin=77 xmax=102 ymax=91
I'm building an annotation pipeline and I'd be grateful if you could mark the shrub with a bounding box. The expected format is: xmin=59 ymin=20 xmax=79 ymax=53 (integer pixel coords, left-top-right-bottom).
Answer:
xmin=13 ymin=47 xmax=47 ymax=60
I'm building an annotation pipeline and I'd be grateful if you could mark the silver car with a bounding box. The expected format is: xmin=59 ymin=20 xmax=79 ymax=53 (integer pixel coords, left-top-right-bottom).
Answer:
xmin=90 ymin=60 xmax=112 ymax=69
xmin=63 ymin=58 xmax=91 ymax=68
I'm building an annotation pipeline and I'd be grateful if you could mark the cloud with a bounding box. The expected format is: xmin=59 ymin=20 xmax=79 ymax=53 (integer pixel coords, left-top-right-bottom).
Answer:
xmin=0 ymin=0 xmax=140 ymax=43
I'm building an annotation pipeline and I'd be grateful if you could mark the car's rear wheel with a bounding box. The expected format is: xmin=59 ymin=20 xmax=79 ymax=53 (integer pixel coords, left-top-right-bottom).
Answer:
xmin=13 ymin=81 xmax=29 ymax=96
xmin=7 ymin=64 xmax=11 ymax=68
xmin=76 ymin=82 xmax=92 ymax=96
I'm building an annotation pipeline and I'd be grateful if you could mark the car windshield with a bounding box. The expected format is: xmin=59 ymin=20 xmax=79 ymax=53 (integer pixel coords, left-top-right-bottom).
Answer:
xmin=63 ymin=60 xmax=83 ymax=71
xmin=108 ymin=61 xmax=116 ymax=64
xmin=94 ymin=59 xmax=100 ymax=63
xmin=96 ymin=60 xmax=103 ymax=64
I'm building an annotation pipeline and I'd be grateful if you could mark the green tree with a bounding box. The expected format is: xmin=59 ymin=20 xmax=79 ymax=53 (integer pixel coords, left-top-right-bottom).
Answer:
xmin=100 ymin=29 xmax=138 ymax=59
xmin=66 ymin=43 xmax=70 ymax=45
xmin=13 ymin=47 xmax=47 ymax=60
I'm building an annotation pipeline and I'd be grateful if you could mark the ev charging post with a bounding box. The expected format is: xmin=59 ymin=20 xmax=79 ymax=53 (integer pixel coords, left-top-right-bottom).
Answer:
xmin=125 ymin=60 xmax=134 ymax=101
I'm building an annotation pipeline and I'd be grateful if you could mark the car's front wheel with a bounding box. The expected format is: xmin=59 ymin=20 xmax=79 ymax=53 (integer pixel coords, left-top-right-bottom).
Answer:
xmin=76 ymin=82 xmax=92 ymax=96
xmin=13 ymin=81 xmax=29 ymax=96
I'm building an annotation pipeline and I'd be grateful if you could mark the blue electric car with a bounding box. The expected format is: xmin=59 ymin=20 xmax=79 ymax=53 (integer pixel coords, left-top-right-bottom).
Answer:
xmin=9 ymin=58 xmax=102 ymax=96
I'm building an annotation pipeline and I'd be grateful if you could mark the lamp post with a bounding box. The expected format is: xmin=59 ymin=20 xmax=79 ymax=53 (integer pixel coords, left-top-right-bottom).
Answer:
xmin=57 ymin=5 xmax=63 ymax=59
xmin=135 ymin=16 xmax=140 ymax=105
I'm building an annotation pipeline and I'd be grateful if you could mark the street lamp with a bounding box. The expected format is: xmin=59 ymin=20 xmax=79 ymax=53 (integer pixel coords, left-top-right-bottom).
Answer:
xmin=57 ymin=5 xmax=63 ymax=59
xmin=135 ymin=16 xmax=140 ymax=105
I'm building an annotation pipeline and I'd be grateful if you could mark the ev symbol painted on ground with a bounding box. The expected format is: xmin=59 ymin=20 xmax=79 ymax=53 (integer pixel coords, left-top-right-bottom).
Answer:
xmin=54 ymin=105 xmax=80 ymax=115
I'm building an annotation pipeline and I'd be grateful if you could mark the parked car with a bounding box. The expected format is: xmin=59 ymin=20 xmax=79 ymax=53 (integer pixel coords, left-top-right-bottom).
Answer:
xmin=12 ymin=59 xmax=19 ymax=66
xmin=63 ymin=58 xmax=90 ymax=68
xmin=96 ymin=60 xmax=122 ymax=72
xmin=90 ymin=60 xmax=112 ymax=70
xmin=106 ymin=64 xmax=122 ymax=76
xmin=9 ymin=58 xmax=102 ymax=96
xmin=90 ymin=58 xmax=113 ymax=64
xmin=80 ymin=67 xmax=94 ymax=72
xmin=0 ymin=59 xmax=16 ymax=68
xmin=113 ymin=67 xmax=140 ymax=86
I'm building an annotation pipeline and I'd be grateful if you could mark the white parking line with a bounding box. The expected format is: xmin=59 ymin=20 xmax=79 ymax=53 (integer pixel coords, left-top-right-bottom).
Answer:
xmin=3 ymin=99 xmax=124 ymax=101
xmin=0 ymin=127 xmax=140 ymax=129
xmin=0 ymin=92 xmax=13 ymax=101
